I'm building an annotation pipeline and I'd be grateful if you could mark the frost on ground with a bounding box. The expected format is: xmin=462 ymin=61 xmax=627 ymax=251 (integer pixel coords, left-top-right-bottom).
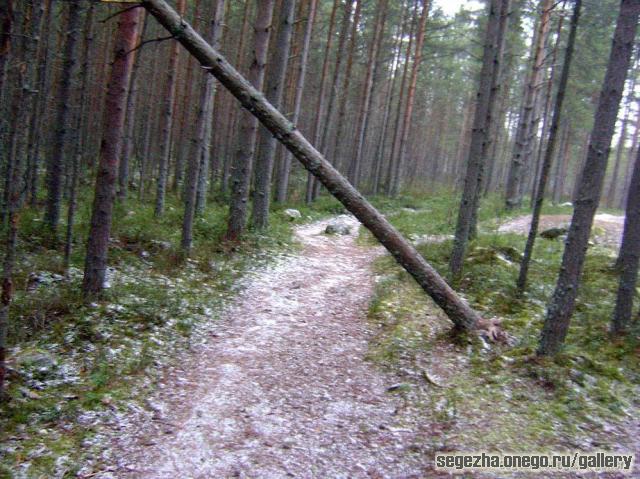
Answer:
xmin=498 ymin=214 xmax=625 ymax=247
xmin=93 ymin=217 xmax=431 ymax=478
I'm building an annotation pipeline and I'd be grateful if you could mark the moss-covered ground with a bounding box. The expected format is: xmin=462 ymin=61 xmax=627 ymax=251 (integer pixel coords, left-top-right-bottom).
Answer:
xmin=363 ymin=192 xmax=639 ymax=469
xmin=0 ymin=190 xmax=343 ymax=478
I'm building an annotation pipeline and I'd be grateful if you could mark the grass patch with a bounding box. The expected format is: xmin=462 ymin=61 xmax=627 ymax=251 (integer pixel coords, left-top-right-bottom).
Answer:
xmin=1 ymin=186 xmax=333 ymax=477
xmin=366 ymin=192 xmax=638 ymax=456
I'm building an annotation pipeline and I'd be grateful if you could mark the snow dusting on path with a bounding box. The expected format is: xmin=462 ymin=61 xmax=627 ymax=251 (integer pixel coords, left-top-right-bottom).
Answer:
xmin=498 ymin=213 xmax=625 ymax=247
xmin=96 ymin=217 xmax=430 ymax=478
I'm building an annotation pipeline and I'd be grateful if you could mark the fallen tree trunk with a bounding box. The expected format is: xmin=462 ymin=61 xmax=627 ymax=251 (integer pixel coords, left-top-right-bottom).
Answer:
xmin=139 ymin=0 xmax=482 ymax=331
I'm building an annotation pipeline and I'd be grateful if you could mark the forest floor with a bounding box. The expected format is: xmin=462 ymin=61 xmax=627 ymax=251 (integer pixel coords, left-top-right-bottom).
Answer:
xmin=498 ymin=213 xmax=624 ymax=247
xmin=2 ymin=195 xmax=638 ymax=478
xmin=90 ymin=207 xmax=637 ymax=479
xmin=92 ymin=217 xmax=435 ymax=478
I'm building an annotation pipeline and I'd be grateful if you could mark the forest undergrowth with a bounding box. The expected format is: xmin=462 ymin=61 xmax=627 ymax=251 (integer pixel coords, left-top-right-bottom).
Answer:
xmin=0 ymin=189 xmax=342 ymax=478
xmin=0 ymin=189 xmax=635 ymax=477
xmin=365 ymin=192 xmax=639 ymax=457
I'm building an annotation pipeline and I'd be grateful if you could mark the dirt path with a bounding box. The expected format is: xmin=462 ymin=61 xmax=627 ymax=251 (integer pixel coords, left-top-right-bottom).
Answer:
xmin=498 ymin=213 xmax=625 ymax=247
xmin=96 ymin=217 xmax=429 ymax=478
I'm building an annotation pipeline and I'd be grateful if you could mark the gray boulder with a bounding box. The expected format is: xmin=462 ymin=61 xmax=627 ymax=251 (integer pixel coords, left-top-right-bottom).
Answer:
xmin=325 ymin=217 xmax=352 ymax=236
xmin=283 ymin=209 xmax=302 ymax=221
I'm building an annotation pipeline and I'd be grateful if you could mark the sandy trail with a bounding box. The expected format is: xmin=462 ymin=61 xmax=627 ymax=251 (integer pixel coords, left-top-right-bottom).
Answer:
xmin=497 ymin=213 xmax=625 ymax=247
xmin=97 ymin=217 xmax=429 ymax=478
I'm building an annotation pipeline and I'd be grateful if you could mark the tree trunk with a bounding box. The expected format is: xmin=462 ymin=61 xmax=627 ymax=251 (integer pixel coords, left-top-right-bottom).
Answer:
xmin=0 ymin=0 xmax=13 ymax=109
xmin=252 ymin=0 xmax=296 ymax=229
xmin=329 ymin=0 xmax=362 ymax=173
xmin=221 ymin=0 xmax=252 ymax=195
xmin=611 ymin=146 xmax=640 ymax=334
xmin=118 ymin=12 xmax=147 ymax=201
xmin=517 ymin=0 xmax=581 ymax=292
xmin=182 ymin=0 xmax=226 ymax=253
xmin=225 ymin=0 xmax=276 ymax=241
xmin=306 ymin=0 xmax=351 ymax=203
xmin=275 ymin=0 xmax=317 ymax=203
xmin=44 ymin=1 xmax=82 ymax=238
xmin=348 ymin=0 xmax=388 ymax=188
xmin=142 ymin=0 xmax=483 ymax=331
xmin=23 ymin=0 xmax=47 ymax=205
xmin=449 ymin=0 xmax=510 ymax=277
xmin=385 ymin=2 xmax=416 ymax=197
xmin=552 ymin=122 xmax=571 ymax=204
xmin=195 ymin=0 xmax=226 ymax=214
xmin=390 ymin=0 xmax=430 ymax=198
xmin=0 ymin=0 xmax=18 ymax=401
xmin=619 ymin=103 xmax=640 ymax=209
xmin=538 ymin=0 xmax=639 ymax=356
xmin=82 ymin=7 xmax=142 ymax=295
xmin=371 ymin=10 xmax=408 ymax=195
xmin=154 ymin=0 xmax=186 ymax=217
xmin=605 ymin=63 xmax=637 ymax=208
xmin=504 ymin=0 xmax=553 ymax=210
xmin=530 ymin=8 xmax=565 ymax=207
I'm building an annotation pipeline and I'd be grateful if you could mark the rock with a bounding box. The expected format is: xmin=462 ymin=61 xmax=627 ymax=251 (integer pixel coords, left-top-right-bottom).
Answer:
xmin=540 ymin=227 xmax=568 ymax=240
xmin=386 ymin=383 xmax=411 ymax=392
xmin=325 ymin=217 xmax=352 ymax=236
xmin=27 ymin=271 xmax=65 ymax=292
xmin=150 ymin=240 xmax=172 ymax=251
xmin=19 ymin=387 xmax=41 ymax=400
xmin=283 ymin=209 xmax=302 ymax=221
xmin=15 ymin=351 xmax=59 ymax=381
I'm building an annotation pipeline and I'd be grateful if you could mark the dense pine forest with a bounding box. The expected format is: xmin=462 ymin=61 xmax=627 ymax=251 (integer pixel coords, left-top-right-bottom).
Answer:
xmin=0 ymin=0 xmax=639 ymax=477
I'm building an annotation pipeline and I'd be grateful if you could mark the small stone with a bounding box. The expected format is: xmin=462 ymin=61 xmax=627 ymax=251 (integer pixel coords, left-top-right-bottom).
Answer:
xmin=325 ymin=218 xmax=352 ymax=236
xmin=283 ymin=209 xmax=302 ymax=221
xmin=540 ymin=227 xmax=568 ymax=239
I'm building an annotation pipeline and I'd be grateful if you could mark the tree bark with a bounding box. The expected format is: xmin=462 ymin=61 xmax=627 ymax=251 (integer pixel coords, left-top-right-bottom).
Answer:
xmin=221 ymin=0 xmax=252 ymax=195
xmin=390 ymin=0 xmax=430 ymax=198
xmin=504 ymin=0 xmax=553 ymax=210
xmin=449 ymin=0 xmax=510 ymax=277
xmin=44 ymin=1 xmax=82 ymax=238
xmin=530 ymin=7 xmax=565 ymax=207
xmin=154 ymin=0 xmax=185 ymax=217
xmin=83 ymin=7 xmax=142 ymax=294
xmin=605 ymin=63 xmax=637 ymax=208
xmin=619 ymin=103 xmax=640 ymax=209
xmin=118 ymin=12 xmax=147 ymax=201
xmin=275 ymin=0 xmax=317 ymax=203
xmin=385 ymin=1 xmax=416 ymax=196
xmin=517 ymin=0 xmax=581 ymax=292
xmin=611 ymin=146 xmax=640 ymax=334
xmin=182 ymin=0 xmax=226 ymax=253
xmin=329 ymin=0 xmax=362 ymax=173
xmin=552 ymin=122 xmax=571 ymax=204
xmin=0 ymin=0 xmax=17 ymax=401
xmin=141 ymin=0 xmax=483 ymax=331
xmin=371 ymin=9 xmax=407 ymax=195
xmin=306 ymin=0 xmax=351 ymax=203
xmin=225 ymin=0 xmax=276 ymax=241
xmin=252 ymin=0 xmax=296 ymax=229
xmin=348 ymin=0 xmax=388 ymax=188
xmin=195 ymin=0 xmax=226 ymax=214
xmin=538 ymin=0 xmax=640 ymax=356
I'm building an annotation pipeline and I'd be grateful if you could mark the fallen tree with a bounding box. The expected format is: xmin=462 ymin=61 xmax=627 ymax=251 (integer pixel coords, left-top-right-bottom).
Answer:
xmin=137 ymin=0 xmax=482 ymax=331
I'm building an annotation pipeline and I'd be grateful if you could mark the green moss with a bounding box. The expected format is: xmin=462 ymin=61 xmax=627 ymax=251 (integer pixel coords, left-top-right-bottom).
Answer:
xmin=365 ymin=193 xmax=638 ymax=454
xmin=1 ymin=185 xmax=338 ymax=477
